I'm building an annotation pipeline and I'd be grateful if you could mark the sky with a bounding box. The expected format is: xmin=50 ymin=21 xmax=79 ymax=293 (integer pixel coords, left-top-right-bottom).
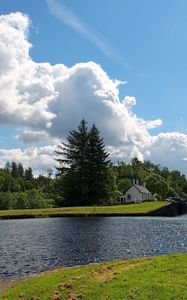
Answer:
xmin=1 ymin=0 xmax=187 ymax=175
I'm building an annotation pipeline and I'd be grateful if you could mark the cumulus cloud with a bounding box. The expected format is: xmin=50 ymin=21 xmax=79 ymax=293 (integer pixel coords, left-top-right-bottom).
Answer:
xmin=0 ymin=12 xmax=56 ymax=129
xmin=1 ymin=12 xmax=187 ymax=175
xmin=147 ymin=133 xmax=187 ymax=171
xmin=0 ymin=146 xmax=55 ymax=176
xmin=16 ymin=130 xmax=49 ymax=144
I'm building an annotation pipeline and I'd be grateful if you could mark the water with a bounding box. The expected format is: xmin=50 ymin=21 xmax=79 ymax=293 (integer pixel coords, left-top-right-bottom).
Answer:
xmin=1 ymin=216 xmax=187 ymax=279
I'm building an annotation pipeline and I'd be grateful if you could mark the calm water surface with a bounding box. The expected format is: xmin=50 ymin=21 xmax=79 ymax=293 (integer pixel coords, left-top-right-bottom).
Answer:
xmin=1 ymin=216 xmax=187 ymax=279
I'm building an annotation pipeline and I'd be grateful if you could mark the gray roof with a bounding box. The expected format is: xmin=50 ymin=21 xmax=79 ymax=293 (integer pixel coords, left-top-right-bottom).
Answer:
xmin=134 ymin=184 xmax=151 ymax=194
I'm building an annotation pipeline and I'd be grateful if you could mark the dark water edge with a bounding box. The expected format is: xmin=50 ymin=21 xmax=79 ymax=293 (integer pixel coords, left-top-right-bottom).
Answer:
xmin=1 ymin=216 xmax=187 ymax=279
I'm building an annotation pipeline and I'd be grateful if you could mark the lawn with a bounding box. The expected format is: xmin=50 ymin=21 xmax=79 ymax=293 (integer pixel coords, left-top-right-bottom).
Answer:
xmin=1 ymin=253 xmax=187 ymax=299
xmin=0 ymin=201 xmax=168 ymax=218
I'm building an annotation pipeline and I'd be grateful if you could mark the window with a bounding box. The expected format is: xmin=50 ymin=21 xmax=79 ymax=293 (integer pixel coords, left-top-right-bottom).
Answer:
xmin=127 ymin=194 xmax=131 ymax=200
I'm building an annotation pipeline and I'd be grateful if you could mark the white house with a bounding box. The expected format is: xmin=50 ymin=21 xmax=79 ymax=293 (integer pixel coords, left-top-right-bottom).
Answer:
xmin=120 ymin=183 xmax=153 ymax=204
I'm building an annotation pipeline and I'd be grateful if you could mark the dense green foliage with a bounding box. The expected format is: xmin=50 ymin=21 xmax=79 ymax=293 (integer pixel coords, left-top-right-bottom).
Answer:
xmin=2 ymin=254 xmax=187 ymax=299
xmin=113 ymin=157 xmax=187 ymax=200
xmin=0 ymin=156 xmax=187 ymax=209
xmin=55 ymin=119 xmax=115 ymax=205
xmin=0 ymin=163 xmax=54 ymax=209
xmin=0 ymin=154 xmax=187 ymax=209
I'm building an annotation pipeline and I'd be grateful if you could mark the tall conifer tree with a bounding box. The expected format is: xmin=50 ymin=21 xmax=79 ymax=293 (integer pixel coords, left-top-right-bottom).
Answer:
xmin=17 ymin=163 xmax=24 ymax=178
xmin=55 ymin=119 xmax=110 ymax=205
xmin=86 ymin=124 xmax=110 ymax=202
xmin=55 ymin=119 xmax=89 ymax=203
xmin=11 ymin=162 xmax=18 ymax=178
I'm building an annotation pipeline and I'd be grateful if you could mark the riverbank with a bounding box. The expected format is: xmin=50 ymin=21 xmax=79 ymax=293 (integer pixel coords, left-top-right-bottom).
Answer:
xmin=0 ymin=201 xmax=168 ymax=219
xmin=1 ymin=253 xmax=187 ymax=299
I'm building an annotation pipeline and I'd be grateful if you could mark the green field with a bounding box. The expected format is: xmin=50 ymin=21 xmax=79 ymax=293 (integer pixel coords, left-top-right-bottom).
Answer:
xmin=0 ymin=201 xmax=168 ymax=219
xmin=1 ymin=254 xmax=187 ymax=299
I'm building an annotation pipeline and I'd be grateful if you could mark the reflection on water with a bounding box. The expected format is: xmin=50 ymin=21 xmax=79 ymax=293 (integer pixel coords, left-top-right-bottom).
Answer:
xmin=0 ymin=216 xmax=187 ymax=279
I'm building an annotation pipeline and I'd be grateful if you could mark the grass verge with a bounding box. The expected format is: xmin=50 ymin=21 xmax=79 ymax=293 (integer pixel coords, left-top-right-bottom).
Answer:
xmin=0 ymin=202 xmax=168 ymax=219
xmin=1 ymin=253 xmax=187 ymax=299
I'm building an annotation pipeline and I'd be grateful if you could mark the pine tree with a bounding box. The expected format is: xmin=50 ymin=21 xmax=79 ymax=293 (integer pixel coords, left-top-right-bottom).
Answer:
xmin=55 ymin=119 xmax=89 ymax=203
xmin=86 ymin=124 xmax=110 ymax=203
xmin=5 ymin=161 xmax=11 ymax=173
xmin=25 ymin=167 xmax=33 ymax=180
xmin=11 ymin=162 xmax=18 ymax=178
xmin=17 ymin=163 xmax=24 ymax=178
xmin=55 ymin=120 xmax=111 ymax=205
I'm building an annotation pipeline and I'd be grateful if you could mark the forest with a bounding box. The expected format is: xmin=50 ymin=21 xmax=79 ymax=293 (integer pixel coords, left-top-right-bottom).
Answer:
xmin=0 ymin=158 xmax=187 ymax=210
xmin=0 ymin=120 xmax=187 ymax=210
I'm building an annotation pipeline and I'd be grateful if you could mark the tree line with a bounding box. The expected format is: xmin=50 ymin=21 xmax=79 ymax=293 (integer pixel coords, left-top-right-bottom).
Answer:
xmin=0 ymin=162 xmax=54 ymax=209
xmin=0 ymin=119 xmax=187 ymax=209
xmin=114 ymin=157 xmax=187 ymax=200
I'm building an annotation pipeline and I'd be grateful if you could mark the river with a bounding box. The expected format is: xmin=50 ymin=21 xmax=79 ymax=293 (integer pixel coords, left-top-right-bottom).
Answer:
xmin=1 ymin=216 xmax=187 ymax=279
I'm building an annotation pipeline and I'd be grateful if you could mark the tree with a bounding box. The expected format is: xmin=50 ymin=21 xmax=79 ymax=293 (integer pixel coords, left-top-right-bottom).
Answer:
xmin=131 ymin=157 xmax=142 ymax=167
xmin=105 ymin=167 xmax=118 ymax=203
xmin=17 ymin=163 xmax=24 ymax=178
xmin=11 ymin=162 xmax=18 ymax=178
xmin=47 ymin=168 xmax=53 ymax=178
xmin=56 ymin=119 xmax=88 ymax=203
xmin=26 ymin=189 xmax=49 ymax=209
xmin=145 ymin=174 xmax=169 ymax=200
xmin=118 ymin=178 xmax=132 ymax=194
xmin=161 ymin=167 xmax=169 ymax=180
xmin=5 ymin=161 xmax=11 ymax=173
xmin=85 ymin=124 xmax=110 ymax=203
xmin=131 ymin=157 xmax=143 ymax=180
xmin=114 ymin=162 xmax=133 ymax=180
xmin=56 ymin=119 xmax=88 ymax=173
xmin=55 ymin=120 xmax=111 ymax=205
xmin=25 ymin=167 xmax=33 ymax=180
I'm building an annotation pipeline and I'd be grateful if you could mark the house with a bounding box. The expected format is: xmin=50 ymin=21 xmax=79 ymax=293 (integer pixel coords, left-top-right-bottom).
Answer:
xmin=120 ymin=181 xmax=153 ymax=204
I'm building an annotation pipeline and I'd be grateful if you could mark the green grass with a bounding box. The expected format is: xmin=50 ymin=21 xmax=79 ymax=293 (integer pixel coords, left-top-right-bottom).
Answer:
xmin=0 ymin=202 xmax=168 ymax=218
xmin=1 ymin=254 xmax=187 ymax=299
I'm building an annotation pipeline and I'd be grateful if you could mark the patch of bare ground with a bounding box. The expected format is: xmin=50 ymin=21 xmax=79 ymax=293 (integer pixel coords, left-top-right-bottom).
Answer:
xmin=0 ymin=266 xmax=66 ymax=294
xmin=66 ymin=292 xmax=84 ymax=300
xmin=0 ymin=279 xmax=18 ymax=292
xmin=50 ymin=290 xmax=62 ymax=300
xmin=93 ymin=265 xmax=118 ymax=282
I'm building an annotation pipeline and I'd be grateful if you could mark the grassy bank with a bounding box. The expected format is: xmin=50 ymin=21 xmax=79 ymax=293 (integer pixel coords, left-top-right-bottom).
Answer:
xmin=1 ymin=254 xmax=187 ymax=299
xmin=0 ymin=201 xmax=168 ymax=219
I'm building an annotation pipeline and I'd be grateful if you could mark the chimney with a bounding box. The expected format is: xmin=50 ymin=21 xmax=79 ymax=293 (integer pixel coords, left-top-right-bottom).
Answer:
xmin=133 ymin=179 xmax=136 ymax=185
xmin=143 ymin=182 xmax=146 ymax=187
xmin=136 ymin=179 xmax=139 ymax=185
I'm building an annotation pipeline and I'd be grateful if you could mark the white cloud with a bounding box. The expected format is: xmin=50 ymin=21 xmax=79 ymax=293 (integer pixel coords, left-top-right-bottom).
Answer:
xmin=146 ymin=132 xmax=187 ymax=172
xmin=0 ymin=12 xmax=56 ymax=129
xmin=16 ymin=130 xmax=49 ymax=144
xmin=0 ymin=146 xmax=55 ymax=176
xmin=0 ymin=12 xmax=187 ymax=175
xmin=123 ymin=96 xmax=136 ymax=112
xmin=137 ymin=118 xmax=162 ymax=130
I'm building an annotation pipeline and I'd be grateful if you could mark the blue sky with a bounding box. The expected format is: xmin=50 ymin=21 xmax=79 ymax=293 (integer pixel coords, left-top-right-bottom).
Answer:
xmin=1 ymin=0 xmax=187 ymax=174
xmin=1 ymin=0 xmax=187 ymax=134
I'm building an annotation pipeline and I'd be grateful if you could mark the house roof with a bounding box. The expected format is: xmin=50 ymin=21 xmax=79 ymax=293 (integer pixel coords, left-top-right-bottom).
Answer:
xmin=134 ymin=184 xmax=151 ymax=194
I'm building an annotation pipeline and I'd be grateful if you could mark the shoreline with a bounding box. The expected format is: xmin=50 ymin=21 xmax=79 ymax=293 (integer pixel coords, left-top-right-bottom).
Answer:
xmin=0 ymin=212 xmax=161 ymax=220
xmin=0 ymin=253 xmax=179 ymax=291
xmin=1 ymin=253 xmax=187 ymax=299
xmin=0 ymin=265 xmax=66 ymax=292
xmin=0 ymin=202 xmax=179 ymax=220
